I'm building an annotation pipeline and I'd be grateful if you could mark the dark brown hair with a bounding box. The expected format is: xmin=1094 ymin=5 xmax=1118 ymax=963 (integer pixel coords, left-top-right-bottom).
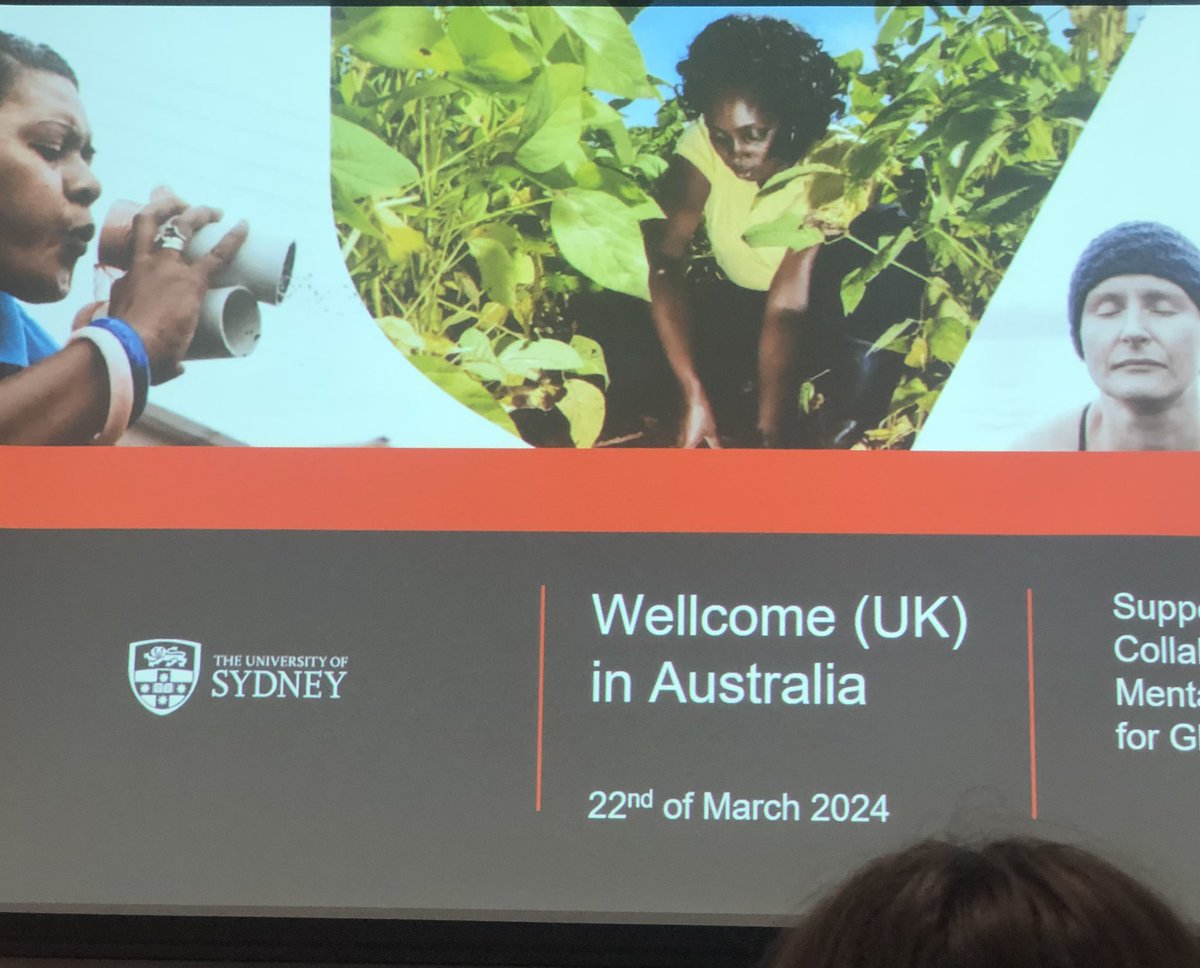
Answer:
xmin=768 ymin=839 xmax=1200 ymax=968
xmin=0 ymin=31 xmax=77 ymax=103
xmin=676 ymin=15 xmax=845 ymax=164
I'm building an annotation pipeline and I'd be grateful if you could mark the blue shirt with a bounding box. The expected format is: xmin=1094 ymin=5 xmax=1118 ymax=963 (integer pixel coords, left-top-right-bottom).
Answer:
xmin=0 ymin=292 xmax=60 ymax=380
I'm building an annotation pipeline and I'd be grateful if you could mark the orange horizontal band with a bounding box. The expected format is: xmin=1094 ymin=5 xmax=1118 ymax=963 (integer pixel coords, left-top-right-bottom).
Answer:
xmin=0 ymin=448 xmax=1194 ymax=536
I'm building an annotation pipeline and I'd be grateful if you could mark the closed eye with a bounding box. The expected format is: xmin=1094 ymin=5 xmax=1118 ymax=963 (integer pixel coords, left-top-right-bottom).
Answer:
xmin=1089 ymin=296 xmax=1124 ymax=318
xmin=1148 ymin=295 xmax=1184 ymax=315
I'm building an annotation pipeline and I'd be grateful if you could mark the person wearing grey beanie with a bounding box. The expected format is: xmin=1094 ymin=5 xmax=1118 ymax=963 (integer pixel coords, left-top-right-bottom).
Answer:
xmin=1016 ymin=221 xmax=1200 ymax=450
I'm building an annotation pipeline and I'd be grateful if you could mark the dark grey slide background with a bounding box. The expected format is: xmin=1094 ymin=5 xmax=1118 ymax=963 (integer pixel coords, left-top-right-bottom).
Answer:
xmin=0 ymin=532 xmax=1195 ymax=921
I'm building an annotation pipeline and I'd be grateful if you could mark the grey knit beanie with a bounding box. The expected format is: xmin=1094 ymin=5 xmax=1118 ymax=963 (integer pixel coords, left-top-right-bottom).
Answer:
xmin=1068 ymin=222 xmax=1200 ymax=357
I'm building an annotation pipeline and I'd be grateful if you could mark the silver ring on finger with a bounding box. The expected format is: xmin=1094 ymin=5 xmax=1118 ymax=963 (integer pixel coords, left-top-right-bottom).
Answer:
xmin=153 ymin=218 xmax=187 ymax=253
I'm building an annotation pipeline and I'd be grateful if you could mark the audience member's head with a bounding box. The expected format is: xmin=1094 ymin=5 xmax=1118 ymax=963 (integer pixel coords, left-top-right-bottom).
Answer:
xmin=768 ymin=838 xmax=1200 ymax=968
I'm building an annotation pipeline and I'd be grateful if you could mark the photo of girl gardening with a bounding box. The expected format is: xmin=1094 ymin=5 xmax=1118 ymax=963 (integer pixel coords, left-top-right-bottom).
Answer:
xmin=331 ymin=5 xmax=1135 ymax=448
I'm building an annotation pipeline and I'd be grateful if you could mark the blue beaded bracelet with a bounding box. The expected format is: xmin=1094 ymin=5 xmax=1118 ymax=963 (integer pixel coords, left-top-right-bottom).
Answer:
xmin=88 ymin=318 xmax=149 ymax=422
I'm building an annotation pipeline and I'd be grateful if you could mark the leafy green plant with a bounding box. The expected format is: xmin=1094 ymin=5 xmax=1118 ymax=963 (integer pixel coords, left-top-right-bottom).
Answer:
xmin=842 ymin=5 xmax=1131 ymax=445
xmin=333 ymin=4 xmax=1132 ymax=449
xmin=331 ymin=5 xmax=663 ymax=445
xmin=743 ymin=5 xmax=1133 ymax=446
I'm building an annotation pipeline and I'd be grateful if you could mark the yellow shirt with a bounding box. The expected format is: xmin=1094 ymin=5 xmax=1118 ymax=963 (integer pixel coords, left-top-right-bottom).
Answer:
xmin=674 ymin=119 xmax=858 ymax=292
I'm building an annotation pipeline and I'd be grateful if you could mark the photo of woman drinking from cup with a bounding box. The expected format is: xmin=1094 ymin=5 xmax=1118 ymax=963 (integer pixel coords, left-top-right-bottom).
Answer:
xmin=0 ymin=30 xmax=246 ymax=444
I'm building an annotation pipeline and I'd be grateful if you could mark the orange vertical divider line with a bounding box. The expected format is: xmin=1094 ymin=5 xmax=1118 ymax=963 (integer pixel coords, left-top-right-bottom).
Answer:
xmin=1027 ymin=587 xmax=1039 ymax=820
xmin=536 ymin=584 xmax=546 ymax=813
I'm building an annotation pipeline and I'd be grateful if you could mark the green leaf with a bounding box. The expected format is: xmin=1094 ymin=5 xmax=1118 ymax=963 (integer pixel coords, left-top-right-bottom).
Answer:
xmin=569 ymin=334 xmax=609 ymax=387
xmin=933 ymin=291 xmax=972 ymax=324
xmin=797 ymin=379 xmax=817 ymax=415
xmin=473 ymin=222 xmax=522 ymax=249
xmin=889 ymin=376 xmax=929 ymax=413
xmin=847 ymin=137 xmax=890 ymax=183
xmin=582 ymin=96 xmax=635 ymax=167
xmin=389 ymin=78 xmax=460 ymax=112
xmin=572 ymin=160 xmax=603 ymax=190
xmin=332 ymin=179 xmax=379 ymax=239
xmin=550 ymin=188 xmax=652 ymax=300
xmin=376 ymin=207 xmax=426 ymax=262
xmin=565 ymin=163 xmax=661 ymax=219
xmin=743 ymin=218 xmax=824 ymax=251
xmin=867 ymin=318 xmax=917 ymax=354
xmin=968 ymin=183 xmax=1044 ymax=224
xmin=1045 ymin=88 xmax=1100 ymax=122
xmin=903 ymin=12 xmax=925 ymax=46
xmin=498 ymin=338 xmax=585 ymax=379
xmin=877 ymin=7 xmax=911 ymax=47
xmin=850 ymin=78 xmax=884 ymax=118
xmin=331 ymin=116 xmax=419 ymax=199
xmin=938 ymin=109 xmax=1007 ymax=198
xmin=865 ymin=88 xmax=936 ymax=136
xmin=527 ymin=6 xmax=567 ymax=54
xmin=904 ymin=335 xmax=928 ymax=369
xmin=513 ymin=252 xmax=535 ymax=287
xmin=516 ymin=63 xmax=586 ymax=173
xmin=859 ymin=227 xmax=916 ymax=283
xmin=949 ymin=126 xmax=1012 ymax=199
xmin=481 ymin=7 xmax=540 ymax=60
xmin=445 ymin=7 xmax=534 ymax=82
xmin=556 ymin=6 xmax=655 ymax=98
xmin=929 ymin=317 xmax=969 ymax=363
xmin=377 ymin=316 xmax=424 ymax=354
xmin=557 ymin=378 xmax=606 ymax=448
xmin=837 ymin=49 xmax=865 ymax=74
xmin=900 ymin=35 xmax=942 ymax=77
xmin=841 ymin=276 xmax=867 ymax=316
xmin=1023 ymin=116 xmax=1057 ymax=162
xmin=762 ymin=161 xmax=844 ymax=191
xmin=341 ymin=7 xmax=463 ymax=73
xmin=453 ymin=327 xmax=506 ymax=383
xmin=809 ymin=170 xmax=849 ymax=210
xmin=455 ymin=328 xmax=495 ymax=355
xmin=478 ymin=301 xmax=510 ymax=331
xmin=634 ymin=154 xmax=668 ymax=180
xmin=408 ymin=354 xmax=519 ymax=437
xmin=466 ymin=234 xmax=517 ymax=306
xmin=458 ymin=189 xmax=488 ymax=225
xmin=840 ymin=227 xmax=912 ymax=316
xmin=337 ymin=69 xmax=360 ymax=109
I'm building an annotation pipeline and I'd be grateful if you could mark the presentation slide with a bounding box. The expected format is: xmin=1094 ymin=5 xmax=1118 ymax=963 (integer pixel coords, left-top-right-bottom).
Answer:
xmin=2 ymin=532 xmax=1199 ymax=922
xmin=1 ymin=2 xmax=1198 ymax=934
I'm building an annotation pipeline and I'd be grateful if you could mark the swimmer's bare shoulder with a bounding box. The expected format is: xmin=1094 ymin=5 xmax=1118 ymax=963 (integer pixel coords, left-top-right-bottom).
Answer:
xmin=1010 ymin=408 xmax=1084 ymax=451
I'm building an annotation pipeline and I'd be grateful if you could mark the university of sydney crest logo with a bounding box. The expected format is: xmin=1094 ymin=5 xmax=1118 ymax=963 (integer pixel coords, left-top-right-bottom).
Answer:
xmin=128 ymin=639 xmax=201 ymax=715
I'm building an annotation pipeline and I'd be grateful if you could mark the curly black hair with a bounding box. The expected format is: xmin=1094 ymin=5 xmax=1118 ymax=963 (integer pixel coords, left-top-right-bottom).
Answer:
xmin=676 ymin=15 xmax=846 ymax=164
xmin=0 ymin=32 xmax=76 ymax=103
